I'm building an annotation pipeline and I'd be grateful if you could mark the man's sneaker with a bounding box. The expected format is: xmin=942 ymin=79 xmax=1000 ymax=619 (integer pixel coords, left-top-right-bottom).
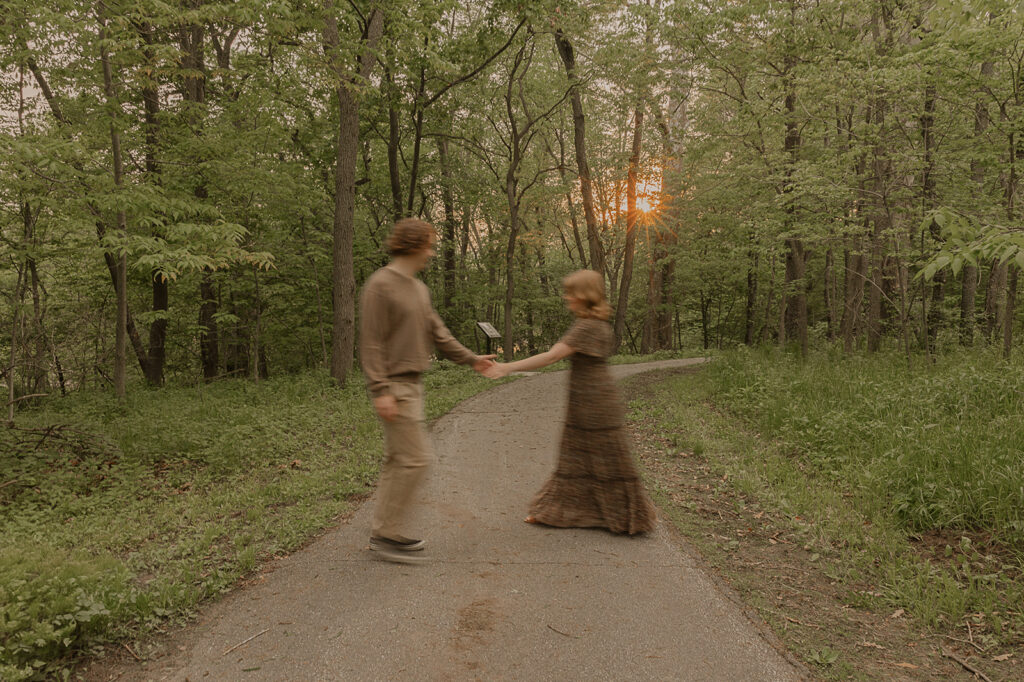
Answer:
xmin=369 ymin=540 xmax=426 ymax=564
xmin=370 ymin=535 xmax=426 ymax=551
xmin=369 ymin=536 xmax=426 ymax=564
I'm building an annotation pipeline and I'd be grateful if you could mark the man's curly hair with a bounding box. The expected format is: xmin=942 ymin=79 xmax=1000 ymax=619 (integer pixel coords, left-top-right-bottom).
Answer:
xmin=386 ymin=218 xmax=437 ymax=256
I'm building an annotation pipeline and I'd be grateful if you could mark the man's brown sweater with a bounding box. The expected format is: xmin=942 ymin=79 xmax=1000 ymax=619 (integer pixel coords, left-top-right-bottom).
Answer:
xmin=358 ymin=265 xmax=478 ymax=398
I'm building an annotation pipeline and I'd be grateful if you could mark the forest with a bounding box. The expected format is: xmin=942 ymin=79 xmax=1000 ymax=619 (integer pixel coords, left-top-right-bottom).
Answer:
xmin=2 ymin=0 xmax=1024 ymax=679
xmin=2 ymin=0 xmax=1021 ymax=401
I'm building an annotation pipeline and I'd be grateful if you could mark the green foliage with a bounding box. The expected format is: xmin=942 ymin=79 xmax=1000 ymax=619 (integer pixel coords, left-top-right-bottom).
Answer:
xmin=636 ymin=357 xmax=1024 ymax=644
xmin=920 ymin=207 xmax=1024 ymax=281
xmin=0 ymin=363 xmax=492 ymax=675
xmin=2 ymin=0 xmax=1023 ymax=397
xmin=0 ymin=547 xmax=131 ymax=680
xmin=707 ymin=347 xmax=1024 ymax=539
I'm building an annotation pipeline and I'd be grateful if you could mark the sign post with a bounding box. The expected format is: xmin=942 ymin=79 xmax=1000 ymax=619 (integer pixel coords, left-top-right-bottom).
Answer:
xmin=475 ymin=321 xmax=502 ymax=356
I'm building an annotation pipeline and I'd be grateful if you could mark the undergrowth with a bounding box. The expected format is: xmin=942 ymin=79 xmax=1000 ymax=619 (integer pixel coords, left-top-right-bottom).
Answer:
xmin=635 ymin=348 xmax=1024 ymax=653
xmin=0 ymin=364 xmax=492 ymax=680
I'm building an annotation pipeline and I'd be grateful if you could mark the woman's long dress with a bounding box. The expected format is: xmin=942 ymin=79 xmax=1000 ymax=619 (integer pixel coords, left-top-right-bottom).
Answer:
xmin=527 ymin=318 xmax=656 ymax=535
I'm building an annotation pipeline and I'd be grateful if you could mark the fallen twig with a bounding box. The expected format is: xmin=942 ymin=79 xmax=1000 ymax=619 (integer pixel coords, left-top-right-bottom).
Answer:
xmin=5 ymin=423 xmax=120 ymax=456
xmin=944 ymin=635 xmax=986 ymax=654
xmin=122 ymin=642 xmax=142 ymax=661
xmin=784 ymin=616 xmax=821 ymax=629
xmin=0 ymin=479 xmax=17 ymax=490
xmin=222 ymin=628 xmax=270 ymax=656
xmin=546 ymin=624 xmax=578 ymax=638
xmin=32 ymin=424 xmax=58 ymax=451
xmin=942 ymin=648 xmax=993 ymax=682
xmin=4 ymin=393 xmax=48 ymax=408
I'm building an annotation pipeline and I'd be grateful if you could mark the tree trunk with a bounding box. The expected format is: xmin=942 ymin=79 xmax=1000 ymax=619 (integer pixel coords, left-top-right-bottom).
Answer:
xmin=781 ymin=23 xmax=805 ymax=356
xmin=180 ymin=17 xmax=219 ymax=381
xmin=406 ymin=91 xmax=426 ymax=214
xmin=99 ymin=19 xmax=128 ymax=398
xmin=960 ymin=265 xmax=978 ymax=346
xmin=867 ymin=244 xmax=884 ymax=352
xmin=330 ymin=67 xmax=362 ymax=385
xmin=7 ymin=266 xmax=25 ymax=423
xmin=1004 ymin=266 xmax=1018 ymax=359
xmin=783 ymin=238 xmax=807 ymax=354
xmin=459 ymin=208 xmax=471 ymax=289
xmin=198 ymin=271 xmax=219 ymax=379
xmin=657 ymin=247 xmax=675 ymax=350
xmin=745 ymin=250 xmax=758 ymax=345
xmin=554 ymin=132 xmax=588 ymax=268
xmin=983 ymin=259 xmax=1007 ymax=342
xmin=962 ymin=63 xmax=992 ymax=346
xmin=25 ymin=33 xmax=157 ymax=382
xmin=866 ymin=13 xmax=890 ymax=354
xmin=867 ymin=135 xmax=888 ymax=352
xmin=502 ymin=51 xmax=526 ymax=363
xmin=438 ymin=137 xmax=456 ymax=316
xmin=1003 ymin=126 xmax=1018 ymax=358
xmin=385 ymin=67 xmax=404 ymax=221
xmin=824 ymin=247 xmax=836 ymax=341
xmin=503 ymin=174 xmax=520 ymax=362
xmin=777 ymin=268 xmax=787 ymax=348
xmin=841 ymin=243 xmax=867 ymax=353
xmin=614 ymin=106 xmax=644 ymax=349
xmin=761 ymin=254 xmax=776 ymax=342
xmin=642 ymin=264 xmax=660 ymax=354
xmin=27 ymin=257 xmax=47 ymax=393
xmin=252 ymin=267 xmax=263 ymax=380
xmin=323 ymin=4 xmax=383 ymax=386
xmin=650 ymin=104 xmax=678 ymax=351
xmin=141 ymin=22 xmax=167 ymax=386
xmin=554 ymin=30 xmax=603 ymax=274
xmin=699 ymin=290 xmax=711 ymax=350
xmin=927 ymin=270 xmax=945 ymax=351
xmin=298 ymin=220 xmax=329 ymax=367
xmin=920 ymin=83 xmax=945 ymax=353
xmin=642 ymin=238 xmax=666 ymax=354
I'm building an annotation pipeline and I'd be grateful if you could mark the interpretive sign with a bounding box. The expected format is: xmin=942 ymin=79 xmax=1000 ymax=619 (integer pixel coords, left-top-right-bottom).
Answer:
xmin=476 ymin=321 xmax=501 ymax=339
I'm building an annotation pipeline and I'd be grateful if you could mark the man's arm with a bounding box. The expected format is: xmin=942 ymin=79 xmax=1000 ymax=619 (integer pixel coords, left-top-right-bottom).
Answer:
xmin=428 ymin=308 xmax=480 ymax=366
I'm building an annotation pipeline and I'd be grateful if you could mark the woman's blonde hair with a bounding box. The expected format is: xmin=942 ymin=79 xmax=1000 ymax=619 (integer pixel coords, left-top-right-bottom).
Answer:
xmin=562 ymin=269 xmax=612 ymax=320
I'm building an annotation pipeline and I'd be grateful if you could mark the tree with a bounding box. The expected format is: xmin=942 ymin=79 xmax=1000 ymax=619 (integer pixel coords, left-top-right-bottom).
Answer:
xmin=322 ymin=1 xmax=383 ymax=386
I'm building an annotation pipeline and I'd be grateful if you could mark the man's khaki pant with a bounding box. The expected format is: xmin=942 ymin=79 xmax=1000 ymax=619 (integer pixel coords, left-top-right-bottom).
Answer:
xmin=372 ymin=381 xmax=433 ymax=540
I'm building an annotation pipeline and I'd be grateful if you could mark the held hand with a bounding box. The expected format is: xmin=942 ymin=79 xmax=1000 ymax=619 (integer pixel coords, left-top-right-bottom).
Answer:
xmin=483 ymin=362 xmax=509 ymax=379
xmin=472 ymin=354 xmax=497 ymax=374
xmin=373 ymin=394 xmax=398 ymax=422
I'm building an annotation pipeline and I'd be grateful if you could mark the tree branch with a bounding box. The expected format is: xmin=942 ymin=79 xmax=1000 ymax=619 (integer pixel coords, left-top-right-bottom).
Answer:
xmin=424 ymin=18 xmax=527 ymax=108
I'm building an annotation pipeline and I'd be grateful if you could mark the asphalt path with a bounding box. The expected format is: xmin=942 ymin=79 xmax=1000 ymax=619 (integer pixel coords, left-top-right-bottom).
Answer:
xmin=103 ymin=359 xmax=806 ymax=681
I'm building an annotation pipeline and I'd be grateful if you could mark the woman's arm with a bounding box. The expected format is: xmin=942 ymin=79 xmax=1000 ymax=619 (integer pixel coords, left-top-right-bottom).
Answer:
xmin=485 ymin=342 xmax=574 ymax=378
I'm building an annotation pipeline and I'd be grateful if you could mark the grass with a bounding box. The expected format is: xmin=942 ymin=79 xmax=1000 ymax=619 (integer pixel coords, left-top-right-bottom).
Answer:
xmin=707 ymin=347 xmax=1024 ymax=543
xmin=0 ymin=363 xmax=493 ymax=681
xmin=628 ymin=347 xmax=1024 ymax=661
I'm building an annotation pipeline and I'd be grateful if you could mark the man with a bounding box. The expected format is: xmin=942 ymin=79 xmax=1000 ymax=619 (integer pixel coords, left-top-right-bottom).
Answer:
xmin=358 ymin=217 xmax=494 ymax=563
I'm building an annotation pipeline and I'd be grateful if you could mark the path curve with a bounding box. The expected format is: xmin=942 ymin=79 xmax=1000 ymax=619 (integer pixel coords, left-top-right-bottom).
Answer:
xmin=97 ymin=359 xmax=806 ymax=681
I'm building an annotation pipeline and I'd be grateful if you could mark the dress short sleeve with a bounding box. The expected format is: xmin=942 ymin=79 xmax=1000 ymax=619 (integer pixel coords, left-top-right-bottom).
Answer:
xmin=558 ymin=319 xmax=612 ymax=358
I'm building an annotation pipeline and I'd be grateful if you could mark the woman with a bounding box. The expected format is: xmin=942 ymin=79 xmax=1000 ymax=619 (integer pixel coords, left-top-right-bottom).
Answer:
xmin=485 ymin=270 xmax=656 ymax=535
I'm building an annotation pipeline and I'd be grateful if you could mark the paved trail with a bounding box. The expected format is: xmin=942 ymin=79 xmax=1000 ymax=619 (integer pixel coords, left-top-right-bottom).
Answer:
xmin=104 ymin=359 xmax=806 ymax=681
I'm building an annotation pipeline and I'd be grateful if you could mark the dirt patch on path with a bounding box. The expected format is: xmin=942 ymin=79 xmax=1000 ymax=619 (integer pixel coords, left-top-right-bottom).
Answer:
xmin=624 ymin=367 xmax=1019 ymax=681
